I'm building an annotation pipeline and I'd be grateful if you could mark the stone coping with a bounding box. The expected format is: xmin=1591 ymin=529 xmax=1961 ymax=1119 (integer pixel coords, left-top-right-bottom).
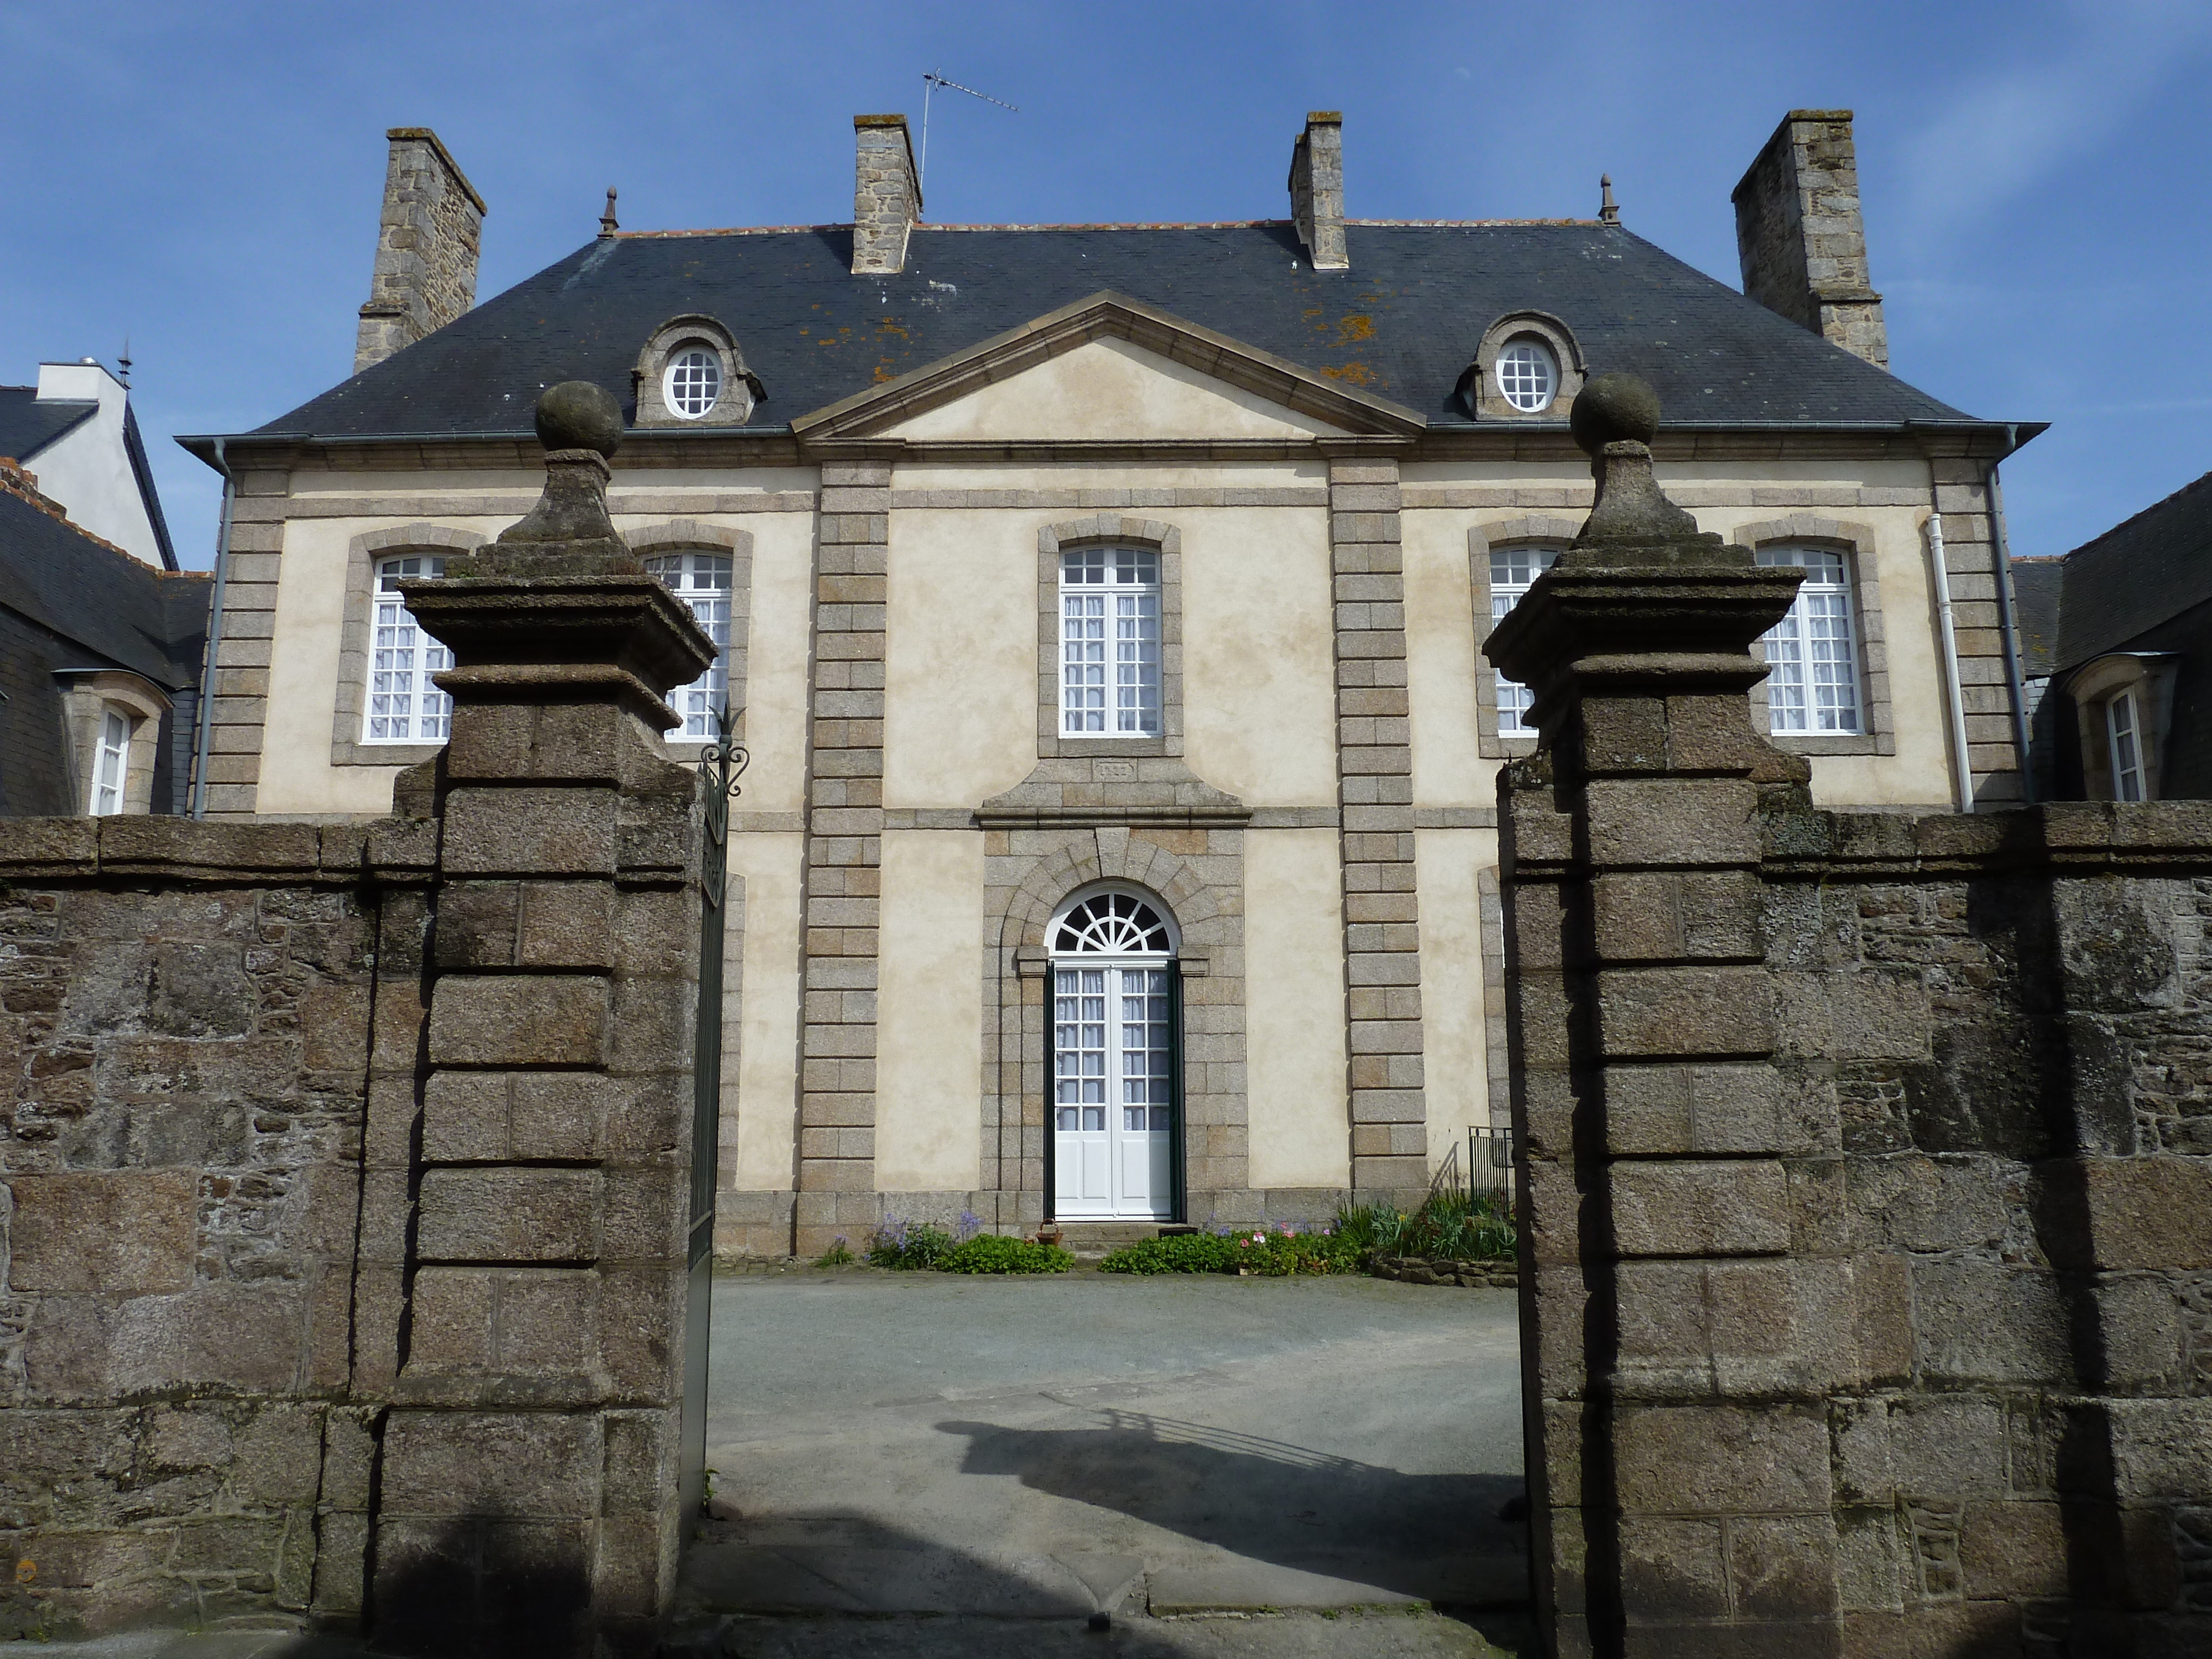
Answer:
xmin=1762 ymin=797 xmax=2212 ymax=874
xmin=0 ymin=813 xmax=440 ymax=884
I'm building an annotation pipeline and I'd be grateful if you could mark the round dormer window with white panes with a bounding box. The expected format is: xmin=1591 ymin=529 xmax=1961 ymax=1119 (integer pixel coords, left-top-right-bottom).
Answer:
xmin=663 ymin=347 xmax=722 ymax=419
xmin=1496 ymin=338 xmax=1558 ymax=413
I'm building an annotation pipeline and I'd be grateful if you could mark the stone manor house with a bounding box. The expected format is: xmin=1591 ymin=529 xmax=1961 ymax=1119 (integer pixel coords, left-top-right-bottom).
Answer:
xmin=180 ymin=112 xmax=2042 ymax=1254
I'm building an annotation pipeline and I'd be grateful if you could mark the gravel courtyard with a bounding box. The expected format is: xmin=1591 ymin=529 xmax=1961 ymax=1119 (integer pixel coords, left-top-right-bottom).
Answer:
xmin=681 ymin=1266 xmax=1528 ymax=1648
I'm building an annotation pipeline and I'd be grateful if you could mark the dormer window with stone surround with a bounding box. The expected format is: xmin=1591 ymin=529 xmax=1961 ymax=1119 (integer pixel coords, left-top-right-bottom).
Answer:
xmin=634 ymin=315 xmax=760 ymax=428
xmin=1462 ymin=311 xmax=1585 ymax=420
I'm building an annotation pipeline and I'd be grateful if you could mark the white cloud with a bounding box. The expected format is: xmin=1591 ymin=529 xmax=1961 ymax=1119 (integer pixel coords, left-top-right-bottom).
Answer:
xmin=1902 ymin=0 xmax=2212 ymax=233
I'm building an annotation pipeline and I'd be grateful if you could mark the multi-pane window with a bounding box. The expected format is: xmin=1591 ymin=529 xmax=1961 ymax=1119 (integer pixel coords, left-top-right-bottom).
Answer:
xmin=645 ymin=551 xmax=733 ymax=737
xmin=1055 ymin=968 xmax=1110 ymax=1133
xmin=1496 ymin=338 xmax=1558 ymax=413
xmin=364 ymin=556 xmax=452 ymax=744
xmin=2107 ymin=692 xmax=2145 ymax=801
xmin=1060 ymin=545 xmax=1161 ymax=736
xmin=88 ymin=708 xmax=129 ymax=815
xmin=1489 ymin=544 xmax=1560 ymax=733
xmin=664 ymin=348 xmax=721 ymax=419
xmin=1116 ymin=969 xmax=1174 ymax=1133
xmin=1756 ymin=546 xmax=1862 ymax=735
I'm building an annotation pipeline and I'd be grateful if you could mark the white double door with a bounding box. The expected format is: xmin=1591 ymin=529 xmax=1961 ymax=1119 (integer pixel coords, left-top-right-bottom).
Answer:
xmin=1053 ymin=961 xmax=1174 ymax=1219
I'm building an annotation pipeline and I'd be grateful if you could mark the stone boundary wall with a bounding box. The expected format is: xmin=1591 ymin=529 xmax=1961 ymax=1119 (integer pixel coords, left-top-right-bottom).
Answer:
xmin=1 ymin=817 xmax=433 ymax=1638
xmin=1509 ymin=794 xmax=2212 ymax=1656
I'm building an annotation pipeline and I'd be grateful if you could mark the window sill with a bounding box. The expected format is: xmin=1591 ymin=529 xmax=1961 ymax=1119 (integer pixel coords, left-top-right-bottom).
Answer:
xmin=1042 ymin=735 xmax=1175 ymax=759
xmin=333 ymin=741 xmax=444 ymax=767
xmin=1770 ymin=734 xmax=1884 ymax=757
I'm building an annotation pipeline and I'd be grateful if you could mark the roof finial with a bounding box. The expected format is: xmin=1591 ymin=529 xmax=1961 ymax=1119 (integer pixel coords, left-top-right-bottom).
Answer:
xmin=1599 ymin=174 xmax=1620 ymax=226
xmin=118 ymin=337 xmax=132 ymax=388
xmin=599 ymin=187 xmax=619 ymax=239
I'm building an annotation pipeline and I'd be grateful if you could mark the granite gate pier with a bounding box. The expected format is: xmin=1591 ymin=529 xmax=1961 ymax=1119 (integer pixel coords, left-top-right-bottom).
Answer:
xmin=1489 ymin=376 xmax=2212 ymax=1657
xmin=1 ymin=385 xmax=723 ymax=1656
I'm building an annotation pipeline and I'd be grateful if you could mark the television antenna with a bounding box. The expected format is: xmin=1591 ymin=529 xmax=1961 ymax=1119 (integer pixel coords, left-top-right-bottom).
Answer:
xmin=919 ymin=70 xmax=1018 ymax=197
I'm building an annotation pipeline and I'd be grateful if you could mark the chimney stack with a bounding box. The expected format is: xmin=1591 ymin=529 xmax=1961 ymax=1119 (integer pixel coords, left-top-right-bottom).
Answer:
xmin=853 ymin=114 xmax=920 ymax=275
xmin=354 ymin=128 xmax=486 ymax=375
xmin=1731 ymin=110 xmax=1887 ymax=370
xmin=1288 ymin=112 xmax=1348 ymax=270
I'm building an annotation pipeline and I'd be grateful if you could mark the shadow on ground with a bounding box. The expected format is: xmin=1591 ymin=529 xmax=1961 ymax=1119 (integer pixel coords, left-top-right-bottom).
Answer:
xmin=935 ymin=1409 xmax=1526 ymax=1605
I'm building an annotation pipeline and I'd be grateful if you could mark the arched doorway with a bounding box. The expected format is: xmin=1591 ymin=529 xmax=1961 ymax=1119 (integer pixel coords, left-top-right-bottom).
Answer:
xmin=1047 ymin=886 xmax=1181 ymax=1222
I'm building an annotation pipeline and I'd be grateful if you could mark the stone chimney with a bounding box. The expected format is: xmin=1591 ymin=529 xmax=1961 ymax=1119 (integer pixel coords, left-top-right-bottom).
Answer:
xmin=1731 ymin=110 xmax=1887 ymax=369
xmin=1288 ymin=111 xmax=1348 ymax=270
xmin=354 ymin=127 xmax=487 ymax=375
xmin=852 ymin=114 xmax=920 ymax=275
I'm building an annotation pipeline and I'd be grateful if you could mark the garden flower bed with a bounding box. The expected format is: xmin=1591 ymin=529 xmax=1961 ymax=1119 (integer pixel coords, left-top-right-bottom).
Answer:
xmin=1094 ymin=1191 xmax=1518 ymax=1280
xmin=863 ymin=1213 xmax=1073 ymax=1274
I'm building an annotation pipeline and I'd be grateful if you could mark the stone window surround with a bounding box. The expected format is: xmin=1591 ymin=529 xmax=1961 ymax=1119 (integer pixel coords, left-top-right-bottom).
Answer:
xmin=1469 ymin=513 xmax=1896 ymax=759
xmin=2067 ymin=653 xmax=2174 ymax=802
xmin=1035 ymin=516 xmax=1185 ymax=760
xmin=632 ymin=313 xmax=762 ymax=429
xmin=1460 ymin=311 xmax=1587 ymax=422
xmin=985 ymin=827 xmax=1247 ymax=1227
xmin=54 ymin=670 xmax=171 ymax=816
xmin=1736 ymin=515 xmax=1895 ymax=758
xmin=331 ymin=520 xmax=753 ymax=768
xmin=331 ymin=524 xmax=488 ymax=768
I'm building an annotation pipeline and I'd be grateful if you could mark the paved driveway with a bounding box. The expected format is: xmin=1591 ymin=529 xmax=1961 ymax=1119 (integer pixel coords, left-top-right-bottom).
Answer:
xmin=684 ymin=1267 xmax=1528 ymax=1631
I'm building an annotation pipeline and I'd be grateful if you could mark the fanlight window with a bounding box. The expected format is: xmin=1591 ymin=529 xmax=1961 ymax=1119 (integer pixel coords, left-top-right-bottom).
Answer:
xmin=664 ymin=348 xmax=722 ymax=419
xmin=1051 ymin=892 xmax=1174 ymax=956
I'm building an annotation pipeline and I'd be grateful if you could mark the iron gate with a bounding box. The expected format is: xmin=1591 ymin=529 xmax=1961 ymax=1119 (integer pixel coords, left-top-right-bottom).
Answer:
xmin=681 ymin=703 xmax=747 ymax=1519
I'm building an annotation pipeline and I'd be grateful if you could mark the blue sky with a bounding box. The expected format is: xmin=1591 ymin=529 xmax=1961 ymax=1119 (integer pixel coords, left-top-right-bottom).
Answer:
xmin=6 ymin=1 xmax=2209 ymax=567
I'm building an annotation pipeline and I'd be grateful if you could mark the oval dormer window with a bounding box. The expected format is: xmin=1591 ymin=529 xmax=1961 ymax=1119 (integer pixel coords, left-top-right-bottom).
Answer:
xmin=1495 ymin=338 xmax=1558 ymax=413
xmin=664 ymin=347 xmax=722 ymax=419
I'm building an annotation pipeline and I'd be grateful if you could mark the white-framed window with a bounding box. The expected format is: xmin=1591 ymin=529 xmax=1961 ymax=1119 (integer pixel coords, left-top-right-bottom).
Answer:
xmin=1490 ymin=544 xmax=1560 ymax=733
xmin=663 ymin=348 xmax=721 ymax=419
xmin=1495 ymin=338 xmax=1558 ymax=413
xmin=1060 ymin=546 xmax=1161 ymax=737
xmin=1756 ymin=546 xmax=1862 ymax=735
xmin=645 ymin=551 xmax=733 ymax=737
xmin=2107 ymin=691 xmax=2145 ymax=802
xmin=88 ymin=708 xmax=130 ymax=815
xmin=364 ymin=555 xmax=452 ymax=744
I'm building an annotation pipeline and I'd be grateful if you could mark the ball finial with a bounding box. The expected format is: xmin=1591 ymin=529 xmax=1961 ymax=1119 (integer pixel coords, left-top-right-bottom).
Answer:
xmin=1569 ymin=372 xmax=1661 ymax=455
xmin=535 ymin=381 xmax=624 ymax=458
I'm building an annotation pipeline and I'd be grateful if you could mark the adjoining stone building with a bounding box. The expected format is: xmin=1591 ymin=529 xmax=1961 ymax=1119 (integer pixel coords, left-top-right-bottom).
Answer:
xmin=2014 ymin=467 xmax=2212 ymax=803
xmin=180 ymin=108 xmax=2043 ymax=1254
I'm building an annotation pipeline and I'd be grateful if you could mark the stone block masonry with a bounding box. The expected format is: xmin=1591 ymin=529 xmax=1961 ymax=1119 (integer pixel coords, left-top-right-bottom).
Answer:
xmin=2 ymin=387 xmax=727 ymax=1657
xmin=1328 ymin=453 xmax=1429 ymax=1204
xmin=1489 ymin=375 xmax=2212 ymax=1657
xmin=354 ymin=128 xmax=486 ymax=375
xmin=795 ymin=461 xmax=890 ymax=1258
xmin=0 ymin=817 xmax=433 ymax=1639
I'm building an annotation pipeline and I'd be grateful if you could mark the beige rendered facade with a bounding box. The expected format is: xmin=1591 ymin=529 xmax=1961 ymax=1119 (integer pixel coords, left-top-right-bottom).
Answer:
xmin=192 ymin=329 xmax=2028 ymax=1253
xmin=183 ymin=111 xmax=2039 ymax=1254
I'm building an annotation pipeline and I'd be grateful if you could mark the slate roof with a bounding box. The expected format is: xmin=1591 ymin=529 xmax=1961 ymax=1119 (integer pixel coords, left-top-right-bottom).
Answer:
xmin=2011 ymin=559 xmax=2064 ymax=679
xmin=2022 ymin=470 xmax=2212 ymax=674
xmin=0 ymin=489 xmax=206 ymax=689
xmin=0 ymin=385 xmax=96 ymax=461
xmin=237 ymin=222 xmax=2001 ymax=442
xmin=0 ymin=487 xmax=209 ymax=816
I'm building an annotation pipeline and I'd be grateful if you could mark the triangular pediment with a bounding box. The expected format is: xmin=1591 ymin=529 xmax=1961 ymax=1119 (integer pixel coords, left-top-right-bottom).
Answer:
xmin=792 ymin=291 xmax=1425 ymax=444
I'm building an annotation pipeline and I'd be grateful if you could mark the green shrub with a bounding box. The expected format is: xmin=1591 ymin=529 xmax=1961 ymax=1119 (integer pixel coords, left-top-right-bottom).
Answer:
xmin=867 ymin=1220 xmax=955 ymax=1269
xmin=1097 ymin=1233 xmax=1238 ymax=1275
xmin=1098 ymin=1224 xmax=1365 ymax=1277
xmin=1342 ymin=1190 xmax=1514 ymax=1262
xmin=814 ymin=1237 xmax=856 ymax=1267
xmin=938 ymin=1234 xmax=1073 ymax=1274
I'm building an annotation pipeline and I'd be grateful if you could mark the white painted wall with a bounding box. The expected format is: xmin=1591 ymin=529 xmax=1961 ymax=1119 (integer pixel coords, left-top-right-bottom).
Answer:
xmin=1245 ymin=827 xmax=1351 ymax=1191
xmin=875 ymin=831 xmax=987 ymax=1191
xmin=21 ymin=362 xmax=164 ymax=566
